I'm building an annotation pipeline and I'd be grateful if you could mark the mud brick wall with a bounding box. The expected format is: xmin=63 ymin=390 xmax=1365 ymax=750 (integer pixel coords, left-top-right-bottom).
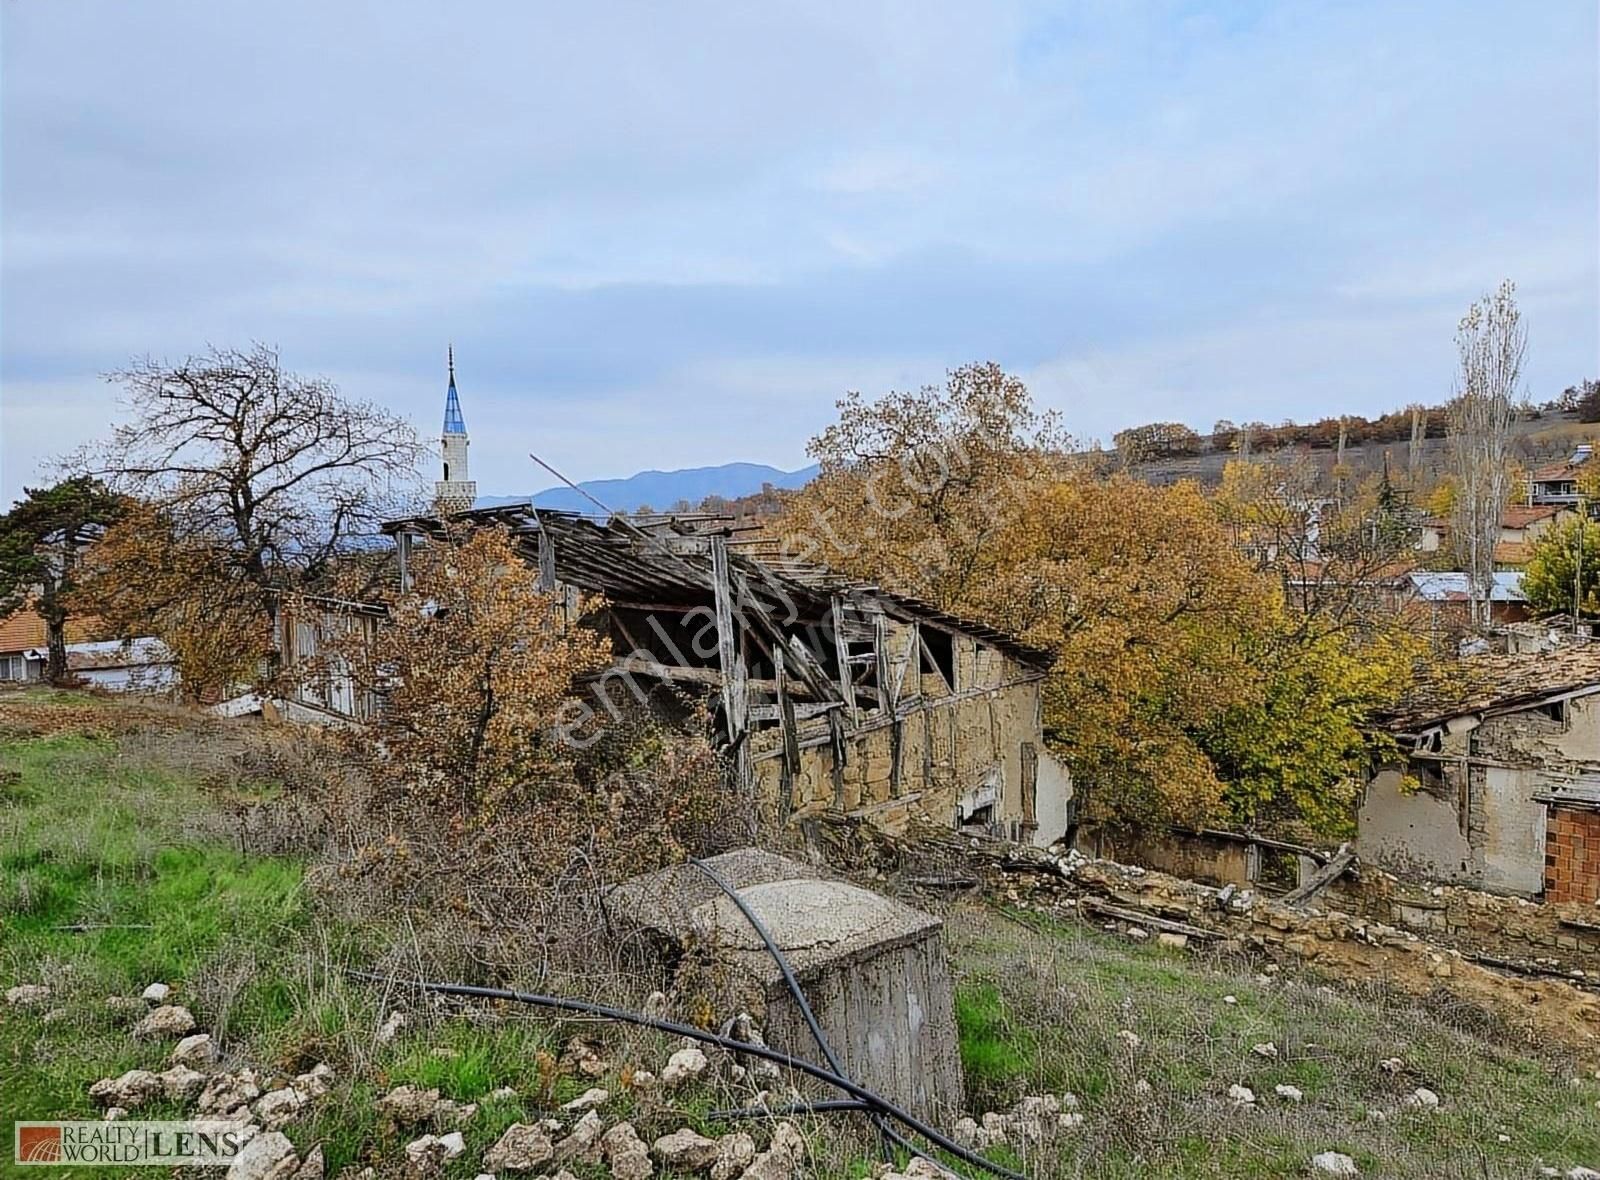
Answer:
xmin=1547 ymin=807 xmax=1600 ymax=904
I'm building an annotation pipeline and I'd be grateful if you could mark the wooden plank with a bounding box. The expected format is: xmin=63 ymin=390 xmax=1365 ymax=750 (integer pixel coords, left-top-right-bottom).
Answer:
xmin=828 ymin=708 xmax=848 ymax=811
xmin=536 ymin=524 xmax=557 ymax=591
xmin=1278 ymin=843 xmax=1356 ymax=907
xmin=831 ymin=595 xmax=859 ymax=724
xmin=775 ymin=646 xmax=803 ymax=809
xmin=1079 ymin=898 xmax=1222 ymax=940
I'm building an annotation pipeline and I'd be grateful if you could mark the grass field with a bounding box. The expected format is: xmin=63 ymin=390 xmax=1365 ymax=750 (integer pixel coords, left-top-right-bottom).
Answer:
xmin=4 ymin=690 xmax=1600 ymax=1178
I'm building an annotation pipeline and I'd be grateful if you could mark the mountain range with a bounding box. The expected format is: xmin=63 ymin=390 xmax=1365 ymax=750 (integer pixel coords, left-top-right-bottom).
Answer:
xmin=475 ymin=461 xmax=819 ymax=514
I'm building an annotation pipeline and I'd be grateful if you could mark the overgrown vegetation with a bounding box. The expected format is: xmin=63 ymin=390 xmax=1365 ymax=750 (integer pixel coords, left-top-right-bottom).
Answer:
xmin=6 ymin=692 xmax=1599 ymax=1179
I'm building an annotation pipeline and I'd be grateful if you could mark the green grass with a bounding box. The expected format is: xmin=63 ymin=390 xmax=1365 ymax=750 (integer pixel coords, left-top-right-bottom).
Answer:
xmin=947 ymin=905 xmax=1600 ymax=1178
xmin=7 ymin=690 xmax=1600 ymax=1180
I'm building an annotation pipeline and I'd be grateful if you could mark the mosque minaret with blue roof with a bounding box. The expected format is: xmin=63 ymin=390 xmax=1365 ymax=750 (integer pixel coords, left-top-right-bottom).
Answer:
xmin=434 ymin=346 xmax=477 ymax=514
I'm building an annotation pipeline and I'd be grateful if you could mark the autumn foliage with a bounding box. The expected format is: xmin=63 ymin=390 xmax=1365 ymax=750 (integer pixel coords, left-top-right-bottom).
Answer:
xmin=781 ymin=364 xmax=1423 ymax=835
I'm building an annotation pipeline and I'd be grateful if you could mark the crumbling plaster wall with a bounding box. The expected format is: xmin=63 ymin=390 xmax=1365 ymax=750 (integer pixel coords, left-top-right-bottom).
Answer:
xmin=1356 ymin=769 xmax=1473 ymax=885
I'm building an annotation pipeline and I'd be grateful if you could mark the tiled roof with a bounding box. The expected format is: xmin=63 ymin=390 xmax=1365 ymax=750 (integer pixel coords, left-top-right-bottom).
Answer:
xmin=1493 ymin=541 xmax=1531 ymax=567
xmin=1501 ymin=504 xmax=1563 ymax=529
xmin=1378 ymin=643 xmax=1600 ymax=732
xmin=0 ymin=610 xmax=101 ymax=654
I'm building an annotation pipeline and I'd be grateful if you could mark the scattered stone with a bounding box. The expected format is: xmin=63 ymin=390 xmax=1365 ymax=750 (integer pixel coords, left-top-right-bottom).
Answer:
xmin=1402 ymin=1087 xmax=1440 ymax=1111
xmin=172 ymin=1033 xmax=220 ymax=1069
xmin=1309 ymin=1152 xmax=1359 ymax=1176
xmin=134 ymin=1004 xmax=196 ymax=1040
xmin=483 ymin=1086 xmax=518 ymax=1103
xmin=90 ymin=1070 xmax=163 ymax=1110
xmin=707 ymin=1132 xmax=757 ymax=1180
xmin=653 ymin=1128 xmax=719 ymax=1172
xmin=562 ymin=1036 xmax=608 ymax=1079
xmin=627 ymin=1070 xmax=658 ymax=1091
xmin=1252 ymin=1042 xmax=1278 ymax=1059
xmin=555 ymin=1110 xmax=605 ymax=1164
xmin=738 ymin=1123 xmax=805 ymax=1180
xmin=1116 ymin=1029 xmax=1141 ymax=1050
xmin=103 ymin=1107 xmax=129 ymax=1121
xmin=562 ymin=1088 xmax=610 ymax=1113
xmin=227 ymin=1131 xmax=300 ymax=1180
xmin=661 ymin=1046 xmax=709 ymax=1087
xmin=1569 ymin=1168 xmax=1600 ymax=1180
xmin=601 ymin=1122 xmax=652 ymax=1180
xmin=374 ymin=1010 xmax=406 ymax=1044
xmin=255 ymin=1088 xmax=306 ymax=1130
xmin=291 ymin=1064 xmax=334 ymax=1101
xmin=1126 ymin=926 xmax=1149 ymax=941
xmin=1227 ymin=1084 xmax=1256 ymax=1107
xmin=483 ymin=1124 xmax=555 ymax=1173
xmin=1156 ymin=931 xmax=1188 ymax=949
xmin=6 ymin=984 xmax=51 ymax=1008
xmin=1222 ymin=995 xmax=1238 ymax=1006
xmin=1496 ymin=1134 xmax=1511 ymax=1143
xmin=1274 ymin=1084 xmax=1304 ymax=1103
xmin=198 ymin=1072 xmax=263 ymax=1117
xmin=376 ymin=1085 xmax=442 ymax=1126
xmin=141 ymin=982 xmax=172 ymax=1004
xmin=159 ymin=1065 xmax=207 ymax=1101
xmin=405 ymin=1132 xmax=466 ymax=1170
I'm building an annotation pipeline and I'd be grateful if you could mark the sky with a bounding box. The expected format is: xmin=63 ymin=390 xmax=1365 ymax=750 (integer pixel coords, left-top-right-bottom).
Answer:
xmin=2 ymin=1 xmax=1597 ymax=505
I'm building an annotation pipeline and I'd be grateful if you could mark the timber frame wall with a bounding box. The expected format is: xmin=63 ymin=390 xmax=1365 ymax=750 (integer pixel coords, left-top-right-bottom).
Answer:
xmin=378 ymin=505 xmax=1058 ymax=836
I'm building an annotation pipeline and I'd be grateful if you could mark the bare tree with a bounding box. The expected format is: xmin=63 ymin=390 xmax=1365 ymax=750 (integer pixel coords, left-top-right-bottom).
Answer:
xmin=68 ymin=344 xmax=425 ymax=618
xmin=1448 ymin=281 xmax=1525 ymax=628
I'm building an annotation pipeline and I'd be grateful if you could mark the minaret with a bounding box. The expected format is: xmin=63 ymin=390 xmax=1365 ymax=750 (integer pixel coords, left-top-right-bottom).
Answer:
xmin=434 ymin=345 xmax=477 ymax=514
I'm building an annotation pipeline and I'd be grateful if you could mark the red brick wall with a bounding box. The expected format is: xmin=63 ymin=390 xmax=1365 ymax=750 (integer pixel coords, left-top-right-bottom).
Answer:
xmin=1545 ymin=807 xmax=1600 ymax=902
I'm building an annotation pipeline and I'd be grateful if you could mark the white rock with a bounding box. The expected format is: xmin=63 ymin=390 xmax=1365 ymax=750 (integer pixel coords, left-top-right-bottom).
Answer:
xmin=653 ymin=1128 xmax=718 ymax=1171
xmin=291 ymin=1064 xmax=334 ymax=1101
xmin=1568 ymin=1169 xmax=1600 ymax=1180
xmin=600 ymin=1122 xmax=652 ymax=1180
xmin=90 ymin=1070 xmax=163 ymax=1109
xmin=1058 ymin=1112 xmax=1084 ymax=1128
xmin=198 ymin=1072 xmax=263 ymax=1117
xmin=737 ymin=1122 xmax=804 ymax=1180
xmin=628 ymin=1070 xmax=657 ymax=1091
xmin=1310 ymin=1152 xmax=1359 ymax=1176
xmin=134 ymin=1004 xmax=196 ymax=1039
xmin=708 ymin=1132 xmax=756 ymax=1180
xmin=555 ymin=1111 xmax=605 ymax=1164
xmin=1274 ymin=1084 xmax=1304 ymax=1103
xmin=561 ymin=1087 xmax=609 ymax=1112
xmin=141 ymin=983 xmax=172 ymax=1004
xmin=227 ymin=1131 xmax=299 ymax=1180
xmin=483 ymin=1124 xmax=555 ymax=1172
xmin=375 ymin=1084 xmax=441 ymax=1125
xmin=159 ymin=1065 xmax=207 ymax=1101
xmin=1157 ymin=931 xmax=1189 ymax=949
xmin=405 ymin=1132 xmax=466 ymax=1167
xmin=1227 ymin=1084 xmax=1256 ymax=1106
xmin=1402 ymin=1087 xmax=1440 ymax=1110
xmin=660 ymin=1046 xmax=709 ymax=1087
xmin=1378 ymin=1057 xmax=1403 ymax=1073
xmin=1252 ymin=1042 xmax=1278 ymax=1059
xmin=483 ymin=1086 xmax=518 ymax=1103
xmin=376 ymin=1010 xmax=406 ymax=1044
xmin=1495 ymin=1134 xmax=1511 ymax=1143
xmin=103 ymin=1107 xmax=128 ymax=1121
xmin=172 ymin=1033 xmax=220 ymax=1069
xmin=292 ymin=1145 xmax=324 ymax=1180
xmin=254 ymin=1087 xmax=305 ymax=1130
xmin=643 ymin=991 xmax=669 ymax=1019
xmin=1222 ymin=995 xmax=1238 ymax=1006
xmin=6 ymin=984 xmax=51 ymax=1008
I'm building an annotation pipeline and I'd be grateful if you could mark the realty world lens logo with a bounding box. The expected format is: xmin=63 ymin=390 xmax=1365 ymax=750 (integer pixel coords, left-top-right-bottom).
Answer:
xmin=15 ymin=1122 xmax=251 ymax=1167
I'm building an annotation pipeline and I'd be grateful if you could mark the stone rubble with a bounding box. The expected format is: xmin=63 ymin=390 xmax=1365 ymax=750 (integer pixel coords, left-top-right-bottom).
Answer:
xmin=172 ymin=1033 xmax=220 ymax=1069
xmin=141 ymin=982 xmax=172 ymax=1004
xmin=652 ymin=1128 xmax=720 ymax=1172
xmin=89 ymin=1070 xmax=163 ymax=1110
xmin=1310 ymin=1151 xmax=1359 ymax=1176
xmin=600 ymin=1121 xmax=653 ymax=1180
xmin=133 ymin=1004 xmax=197 ymax=1040
xmin=482 ymin=1124 xmax=555 ymax=1173
xmin=6 ymin=983 xmax=51 ymax=1008
xmin=561 ymin=1087 xmax=610 ymax=1112
xmin=660 ymin=1045 xmax=709 ymax=1087
xmin=708 ymin=1131 xmax=757 ymax=1180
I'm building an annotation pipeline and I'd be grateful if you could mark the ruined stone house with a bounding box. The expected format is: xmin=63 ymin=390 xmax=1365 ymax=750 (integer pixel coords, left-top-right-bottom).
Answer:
xmin=1357 ymin=644 xmax=1600 ymax=900
xmin=277 ymin=504 xmax=1073 ymax=844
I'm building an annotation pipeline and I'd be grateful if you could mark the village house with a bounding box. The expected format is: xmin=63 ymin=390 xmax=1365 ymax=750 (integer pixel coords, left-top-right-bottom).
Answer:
xmin=1529 ymin=444 xmax=1591 ymax=507
xmin=1403 ymin=570 xmax=1529 ymax=631
xmin=1357 ymin=643 xmax=1600 ymax=900
xmin=1417 ymin=503 xmax=1573 ymax=569
xmin=276 ymin=361 xmax=1074 ymax=845
xmin=0 ymin=609 xmax=176 ymax=692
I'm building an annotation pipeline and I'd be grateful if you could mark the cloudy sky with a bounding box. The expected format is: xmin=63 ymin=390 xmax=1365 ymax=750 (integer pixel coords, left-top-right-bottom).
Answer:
xmin=3 ymin=1 xmax=1596 ymax=504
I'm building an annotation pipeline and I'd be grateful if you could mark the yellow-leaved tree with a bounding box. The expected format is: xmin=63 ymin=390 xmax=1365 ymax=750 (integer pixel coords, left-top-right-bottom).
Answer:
xmin=781 ymin=366 xmax=1422 ymax=835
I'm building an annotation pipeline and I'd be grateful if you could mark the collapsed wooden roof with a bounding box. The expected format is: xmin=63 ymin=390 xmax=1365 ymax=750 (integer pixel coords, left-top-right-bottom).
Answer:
xmin=380 ymin=503 xmax=1055 ymax=669
xmin=1375 ymin=643 xmax=1600 ymax=734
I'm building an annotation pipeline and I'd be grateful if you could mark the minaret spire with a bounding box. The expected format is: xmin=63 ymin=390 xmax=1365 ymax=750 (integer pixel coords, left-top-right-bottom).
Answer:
xmin=434 ymin=347 xmax=475 ymax=514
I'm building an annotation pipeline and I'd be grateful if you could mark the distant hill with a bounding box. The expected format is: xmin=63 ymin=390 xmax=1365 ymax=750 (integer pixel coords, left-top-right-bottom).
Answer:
xmin=476 ymin=461 xmax=819 ymax=514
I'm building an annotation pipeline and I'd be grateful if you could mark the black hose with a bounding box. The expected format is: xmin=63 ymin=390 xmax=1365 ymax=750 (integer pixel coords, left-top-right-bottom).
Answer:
xmin=687 ymin=858 xmax=905 ymax=1164
xmin=708 ymin=1098 xmax=876 ymax=1120
xmin=344 ymin=970 xmax=1025 ymax=1180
